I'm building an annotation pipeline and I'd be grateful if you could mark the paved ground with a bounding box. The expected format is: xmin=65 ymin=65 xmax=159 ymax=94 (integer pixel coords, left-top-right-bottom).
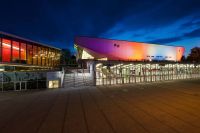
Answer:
xmin=0 ymin=79 xmax=200 ymax=133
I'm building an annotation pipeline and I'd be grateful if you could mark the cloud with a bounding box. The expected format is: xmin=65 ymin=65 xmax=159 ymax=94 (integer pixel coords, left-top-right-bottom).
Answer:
xmin=149 ymin=28 xmax=200 ymax=44
xmin=149 ymin=37 xmax=183 ymax=44
xmin=1 ymin=0 xmax=200 ymax=53
xmin=184 ymin=28 xmax=200 ymax=37
xmin=180 ymin=20 xmax=200 ymax=28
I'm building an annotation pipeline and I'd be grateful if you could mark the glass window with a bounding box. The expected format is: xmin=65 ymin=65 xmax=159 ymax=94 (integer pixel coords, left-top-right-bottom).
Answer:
xmin=0 ymin=38 xmax=2 ymax=61
xmin=12 ymin=41 xmax=20 ymax=62
xmin=41 ymin=47 xmax=46 ymax=66
xmin=20 ymin=43 xmax=26 ymax=63
xmin=27 ymin=44 xmax=33 ymax=65
xmin=55 ymin=51 xmax=60 ymax=66
xmin=33 ymin=46 xmax=38 ymax=65
xmin=38 ymin=47 xmax=41 ymax=65
xmin=48 ymin=49 xmax=51 ymax=66
xmin=52 ymin=50 xmax=56 ymax=66
xmin=48 ymin=80 xmax=59 ymax=88
xmin=2 ymin=39 xmax=11 ymax=62
xmin=46 ymin=48 xmax=50 ymax=66
xmin=43 ymin=48 xmax=48 ymax=66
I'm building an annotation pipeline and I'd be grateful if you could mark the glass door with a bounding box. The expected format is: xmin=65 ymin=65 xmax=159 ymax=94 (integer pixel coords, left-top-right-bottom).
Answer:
xmin=15 ymin=82 xmax=27 ymax=91
xmin=21 ymin=82 xmax=27 ymax=90
xmin=15 ymin=82 xmax=21 ymax=91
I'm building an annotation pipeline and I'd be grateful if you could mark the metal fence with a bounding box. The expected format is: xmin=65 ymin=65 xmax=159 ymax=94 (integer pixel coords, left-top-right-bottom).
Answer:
xmin=95 ymin=62 xmax=200 ymax=85
xmin=64 ymin=68 xmax=94 ymax=87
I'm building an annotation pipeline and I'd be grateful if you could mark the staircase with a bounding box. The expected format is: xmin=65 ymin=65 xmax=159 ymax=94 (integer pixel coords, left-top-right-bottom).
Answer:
xmin=63 ymin=69 xmax=94 ymax=88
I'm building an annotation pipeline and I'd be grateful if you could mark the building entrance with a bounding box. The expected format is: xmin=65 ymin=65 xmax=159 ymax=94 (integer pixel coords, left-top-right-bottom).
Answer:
xmin=15 ymin=82 xmax=27 ymax=91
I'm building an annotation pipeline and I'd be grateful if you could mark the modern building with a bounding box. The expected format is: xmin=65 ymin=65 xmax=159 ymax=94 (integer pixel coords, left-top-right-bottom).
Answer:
xmin=0 ymin=32 xmax=63 ymax=91
xmin=75 ymin=36 xmax=185 ymax=62
xmin=64 ymin=36 xmax=200 ymax=86
xmin=0 ymin=32 xmax=61 ymax=71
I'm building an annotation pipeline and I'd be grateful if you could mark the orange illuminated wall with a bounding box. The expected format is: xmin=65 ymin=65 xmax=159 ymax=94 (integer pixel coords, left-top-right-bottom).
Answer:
xmin=12 ymin=41 xmax=20 ymax=61
xmin=0 ymin=32 xmax=60 ymax=67
xmin=2 ymin=39 xmax=11 ymax=62
xmin=20 ymin=43 xmax=26 ymax=61
xmin=2 ymin=39 xmax=26 ymax=63
xmin=176 ymin=47 xmax=185 ymax=61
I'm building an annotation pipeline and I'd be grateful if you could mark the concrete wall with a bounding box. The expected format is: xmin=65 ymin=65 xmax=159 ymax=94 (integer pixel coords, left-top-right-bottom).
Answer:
xmin=46 ymin=71 xmax=64 ymax=88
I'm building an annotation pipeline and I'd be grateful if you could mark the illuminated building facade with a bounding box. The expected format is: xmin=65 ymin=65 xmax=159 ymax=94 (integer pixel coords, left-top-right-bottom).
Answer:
xmin=64 ymin=36 xmax=200 ymax=86
xmin=0 ymin=32 xmax=63 ymax=91
xmin=75 ymin=36 xmax=185 ymax=62
xmin=0 ymin=32 xmax=61 ymax=71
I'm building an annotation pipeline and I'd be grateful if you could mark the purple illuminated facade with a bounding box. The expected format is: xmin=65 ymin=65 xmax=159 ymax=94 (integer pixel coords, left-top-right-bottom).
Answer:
xmin=75 ymin=36 xmax=185 ymax=61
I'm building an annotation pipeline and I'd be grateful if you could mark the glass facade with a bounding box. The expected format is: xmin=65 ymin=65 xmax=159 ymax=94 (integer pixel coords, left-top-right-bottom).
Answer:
xmin=27 ymin=44 xmax=33 ymax=65
xmin=2 ymin=39 xmax=11 ymax=62
xmin=95 ymin=62 xmax=200 ymax=85
xmin=20 ymin=43 xmax=26 ymax=63
xmin=33 ymin=45 xmax=38 ymax=65
xmin=0 ymin=34 xmax=60 ymax=67
xmin=12 ymin=41 xmax=20 ymax=62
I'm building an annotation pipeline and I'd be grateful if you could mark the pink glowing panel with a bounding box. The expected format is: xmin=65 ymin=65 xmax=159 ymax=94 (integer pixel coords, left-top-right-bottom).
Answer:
xmin=75 ymin=37 xmax=185 ymax=61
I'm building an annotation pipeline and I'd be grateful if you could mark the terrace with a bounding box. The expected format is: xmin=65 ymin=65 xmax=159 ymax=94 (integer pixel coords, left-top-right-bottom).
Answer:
xmin=0 ymin=79 xmax=200 ymax=133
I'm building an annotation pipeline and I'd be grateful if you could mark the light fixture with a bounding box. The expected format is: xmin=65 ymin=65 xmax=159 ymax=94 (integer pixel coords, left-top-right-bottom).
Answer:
xmin=3 ymin=42 xmax=24 ymax=51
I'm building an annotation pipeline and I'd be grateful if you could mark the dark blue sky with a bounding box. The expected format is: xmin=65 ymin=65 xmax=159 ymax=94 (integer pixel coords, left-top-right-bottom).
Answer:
xmin=0 ymin=0 xmax=200 ymax=55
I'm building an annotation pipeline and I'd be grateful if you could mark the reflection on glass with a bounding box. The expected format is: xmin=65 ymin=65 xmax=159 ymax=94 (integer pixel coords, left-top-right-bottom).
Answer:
xmin=20 ymin=43 xmax=26 ymax=64
xmin=33 ymin=46 xmax=38 ymax=65
xmin=41 ymin=48 xmax=45 ymax=66
xmin=2 ymin=39 xmax=11 ymax=62
xmin=12 ymin=41 xmax=20 ymax=62
xmin=27 ymin=44 xmax=33 ymax=65
xmin=0 ymin=37 xmax=60 ymax=67
xmin=0 ymin=39 xmax=1 ymax=61
xmin=38 ymin=47 xmax=41 ymax=65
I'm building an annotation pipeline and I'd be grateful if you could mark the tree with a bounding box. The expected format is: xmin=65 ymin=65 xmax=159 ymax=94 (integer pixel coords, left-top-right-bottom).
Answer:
xmin=181 ymin=55 xmax=186 ymax=62
xmin=187 ymin=47 xmax=200 ymax=62
xmin=60 ymin=49 xmax=78 ymax=67
xmin=60 ymin=49 xmax=71 ymax=65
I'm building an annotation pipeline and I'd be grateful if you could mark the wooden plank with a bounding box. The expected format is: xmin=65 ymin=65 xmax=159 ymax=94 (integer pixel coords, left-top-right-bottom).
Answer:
xmin=89 ymin=87 xmax=148 ymax=133
xmin=0 ymin=92 xmax=43 ymax=130
xmin=80 ymin=88 xmax=115 ymax=133
xmin=99 ymin=87 xmax=177 ymax=133
xmin=103 ymin=85 xmax=200 ymax=133
xmin=145 ymin=84 xmax=200 ymax=118
xmin=0 ymin=90 xmax=58 ymax=133
xmin=38 ymin=89 xmax=69 ymax=133
xmin=124 ymin=86 xmax=200 ymax=128
xmin=62 ymin=89 xmax=88 ymax=133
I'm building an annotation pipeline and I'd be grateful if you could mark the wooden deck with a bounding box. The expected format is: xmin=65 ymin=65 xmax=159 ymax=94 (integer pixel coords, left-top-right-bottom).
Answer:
xmin=1 ymin=79 xmax=200 ymax=133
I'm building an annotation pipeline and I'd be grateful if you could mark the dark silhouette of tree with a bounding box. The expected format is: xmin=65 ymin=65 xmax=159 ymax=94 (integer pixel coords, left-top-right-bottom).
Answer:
xmin=60 ymin=49 xmax=78 ymax=67
xmin=60 ymin=49 xmax=71 ymax=65
xmin=71 ymin=55 xmax=76 ymax=60
xmin=187 ymin=47 xmax=200 ymax=62
xmin=181 ymin=55 xmax=186 ymax=62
